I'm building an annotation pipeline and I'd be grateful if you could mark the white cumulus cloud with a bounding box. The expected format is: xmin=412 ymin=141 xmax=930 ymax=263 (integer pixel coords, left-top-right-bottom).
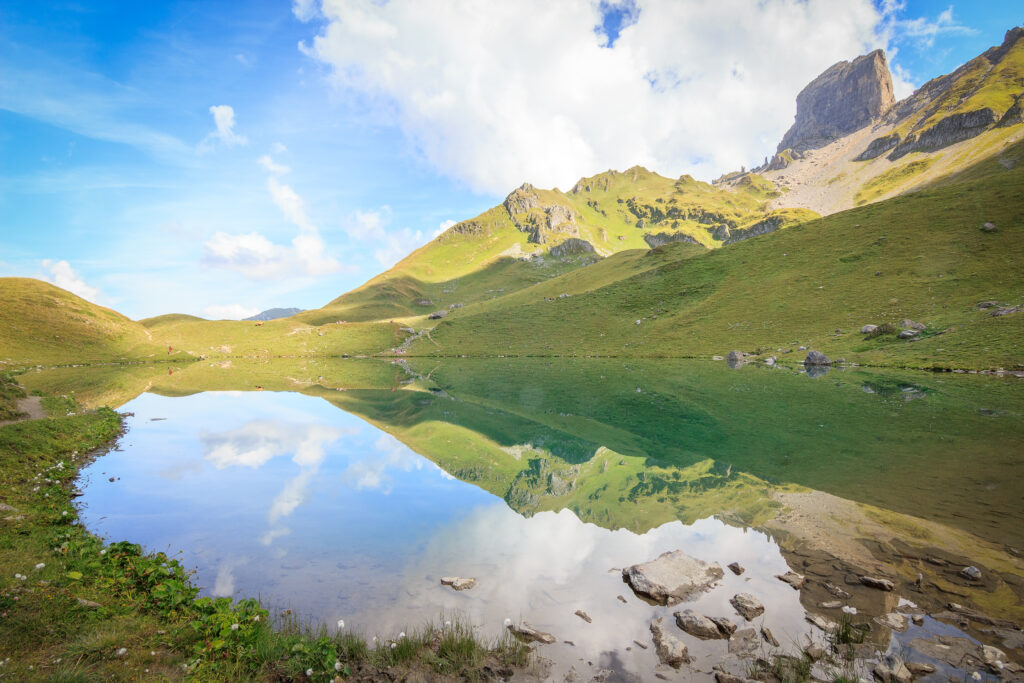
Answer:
xmin=203 ymin=303 xmax=261 ymax=320
xmin=202 ymin=177 xmax=344 ymax=279
xmin=300 ymin=0 xmax=909 ymax=193
xmin=201 ymin=104 xmax=248 ymax=149
xmin=40 ymin=259 xmax=101 ymax=303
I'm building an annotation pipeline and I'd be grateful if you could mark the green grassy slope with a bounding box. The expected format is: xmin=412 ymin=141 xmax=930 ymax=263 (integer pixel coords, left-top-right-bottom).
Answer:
xmin=300 ymin=168 xmax=814 ymax=325
xmin=411 ymin=142 xmax=1024 ymax=369
xmin=139 ymin=314 xmax=407 ymax=360
xmin=0 ymin=278 xmax=167 ymax=367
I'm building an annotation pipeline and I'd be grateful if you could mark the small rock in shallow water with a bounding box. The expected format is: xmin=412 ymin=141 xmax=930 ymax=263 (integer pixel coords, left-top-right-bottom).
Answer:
xmin=622 ymin=550 xmax=723 ymax=605
xmin=507 ymin=623 xmax=555 ymax=644
xmin=820 ymin=600 xmax=842 ymax=609
xmin=727 ymin=562 xmax=744 ymax=575
xmin=574 ymin=610 xmax=592 ymax=623
xmin=825 ymin=582 xmax=852 ymax=599
xmin=674 ymin=610 xmax=728 ymax=640
xmin=650 ymin=617 xmax=689 ymax=668
xmin=912 ymin=615 xmax=924 ymax=626
xmin=905 ymin=662 xmax=935 ymax=676
xmin=440 ymin=576 xmax=477 ymax=591
xmin=730 ymin=593 xmax=764 ymax=621
xmin=617 ymin=595 xmax=627 ymax=603
xmin=960 ymin=566 xmax=982 ymax=580
xmin=860 ymin=575 xmax=895 ymax=591
xmin=708 ymin=616 xmax=737 ymax=636
xmin=760 ymin=627 xmax=779 ymax=647
xmin=775 ymin=571 xmax=805 ymax=590
xmin=806 ymin=614 xmax=836 ymax=632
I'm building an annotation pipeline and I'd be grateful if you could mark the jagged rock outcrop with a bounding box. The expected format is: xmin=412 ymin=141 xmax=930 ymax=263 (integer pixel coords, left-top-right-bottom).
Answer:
xmin=778 ymin=50 xmax=895 ymax=152
xmin=503 ymin=183 xmax=540 ymax=216
xmin=854 ymin=132 xmax=901 ymax=161
xmin=888 ymin=108 xmax=999 ymax=159
xmin=997 ymin=93 xmax=1024 ymax=127
xmin=503 ymin=183 xmax=579 ymax=244
xmin=722 ymin=217 xmax=784 ymax=245
xmin=643 ymin=232 xmax=701 ymax=248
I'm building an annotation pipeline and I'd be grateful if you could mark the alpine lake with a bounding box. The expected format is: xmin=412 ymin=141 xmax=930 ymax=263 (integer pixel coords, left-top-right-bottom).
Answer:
xmin=20 ymin=357 xmax=1024 ymax=682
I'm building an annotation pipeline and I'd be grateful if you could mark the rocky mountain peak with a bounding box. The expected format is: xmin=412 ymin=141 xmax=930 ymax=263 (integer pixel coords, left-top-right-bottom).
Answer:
xmin=777 ymin=49 xmax=895 ymax=153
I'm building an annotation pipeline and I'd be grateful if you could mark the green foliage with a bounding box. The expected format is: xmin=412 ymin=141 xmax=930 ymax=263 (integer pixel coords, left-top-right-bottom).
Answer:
xmin=854 ymin=158 xmax=936 ymax=205
xmin=413 ymin=141 xmax=1024 ymax=371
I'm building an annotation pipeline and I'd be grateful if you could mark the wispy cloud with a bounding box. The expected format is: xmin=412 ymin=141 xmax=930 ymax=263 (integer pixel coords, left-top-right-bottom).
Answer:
xmin=0 ymin=60 xmax=192 ymax=161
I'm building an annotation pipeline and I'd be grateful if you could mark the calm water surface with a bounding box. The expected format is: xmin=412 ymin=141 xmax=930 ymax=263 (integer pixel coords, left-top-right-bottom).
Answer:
xmin=25 ymin=359 xmax=1024 ymax=680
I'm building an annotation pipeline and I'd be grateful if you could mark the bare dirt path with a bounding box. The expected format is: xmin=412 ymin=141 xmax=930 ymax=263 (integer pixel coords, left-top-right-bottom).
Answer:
xmin=0 ymin=395 xmax=45 ymax=426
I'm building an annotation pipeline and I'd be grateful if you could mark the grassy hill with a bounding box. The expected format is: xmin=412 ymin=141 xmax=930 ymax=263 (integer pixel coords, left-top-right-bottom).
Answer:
xmin=409 ymin=141 xmax=1024 ymax=370
xmin=138 ymin=313 xmax=406 ymax=360
xmin=297 ymin=168 xmax=815 ymax=325
xmin=0 ymin=278 xmax=167 ymax=366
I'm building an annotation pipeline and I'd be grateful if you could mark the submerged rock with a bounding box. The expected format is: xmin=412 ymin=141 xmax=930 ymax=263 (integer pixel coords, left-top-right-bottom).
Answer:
xmin=574 ymin=610 xmax=592 ymax=623
xmin=650 ymin=617 xmax=689 ymax=668
xmin=760 ymin=626 xmax=779 ymax=647
xmin=440 ymin=576 xmax=476 ymax=591
xmin=622 ymin=550 xmax=723 ymax=605
xmin=874 ymin=612 xmax=908 ymax=632
xmin=860 ymin=576 xmax=895 ymax=591
xmin=674 ymin=610 xmax=729 ymax=640
xmin=728 ymin=628 xmax=759 ymax=655
xmin=729 ymin=593 xmax=764 ymax=621
xmin=727 ymin=562 xmax=745 ymax=575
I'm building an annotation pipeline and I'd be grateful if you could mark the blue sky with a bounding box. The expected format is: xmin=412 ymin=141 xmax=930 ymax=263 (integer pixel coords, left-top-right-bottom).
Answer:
xmin=1 ymin=1 xmax=1020 ymax=319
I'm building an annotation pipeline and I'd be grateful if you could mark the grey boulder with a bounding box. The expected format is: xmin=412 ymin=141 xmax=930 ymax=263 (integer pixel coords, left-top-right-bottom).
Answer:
xmin=622 ymin=550 xmax=723 ymax=605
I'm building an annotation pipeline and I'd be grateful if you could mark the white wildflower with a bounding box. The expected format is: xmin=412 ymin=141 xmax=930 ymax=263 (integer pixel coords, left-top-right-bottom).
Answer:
xmin=390 ymin=642 xmax=397 ymax=649
xmin=99 ymin=549 xmax=107 ymax=556
xmin=398 ymin=631 xmax=405 ymax=638
xmin=34 ymin=563 xmax=45 ymax=570
xmin=504 ymin=618 xmax=512 ymax=627
xmin=444 ymin=620 xmax=451 ymax=627
xmin=61 ymin=511 xmax=67 ymax=516
xmin=116 ymin=647 xmax=127 ymax=656
xmin=253 ymin=615 xmax=260 ymax=621
xmin=841 ymin=605 xmax=857 ymax=615
xmin=971 ymin=673 xmax=981 ymax=681
xmin=150 ymin=651 xmax=155 ymax=656
xmin=306 ymin=668 xmax=313 ymax=677
xmin=337 ymin=618 xmax=345 ymax=629
xmin=335 ymin=661 xmax=343 ymax=671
